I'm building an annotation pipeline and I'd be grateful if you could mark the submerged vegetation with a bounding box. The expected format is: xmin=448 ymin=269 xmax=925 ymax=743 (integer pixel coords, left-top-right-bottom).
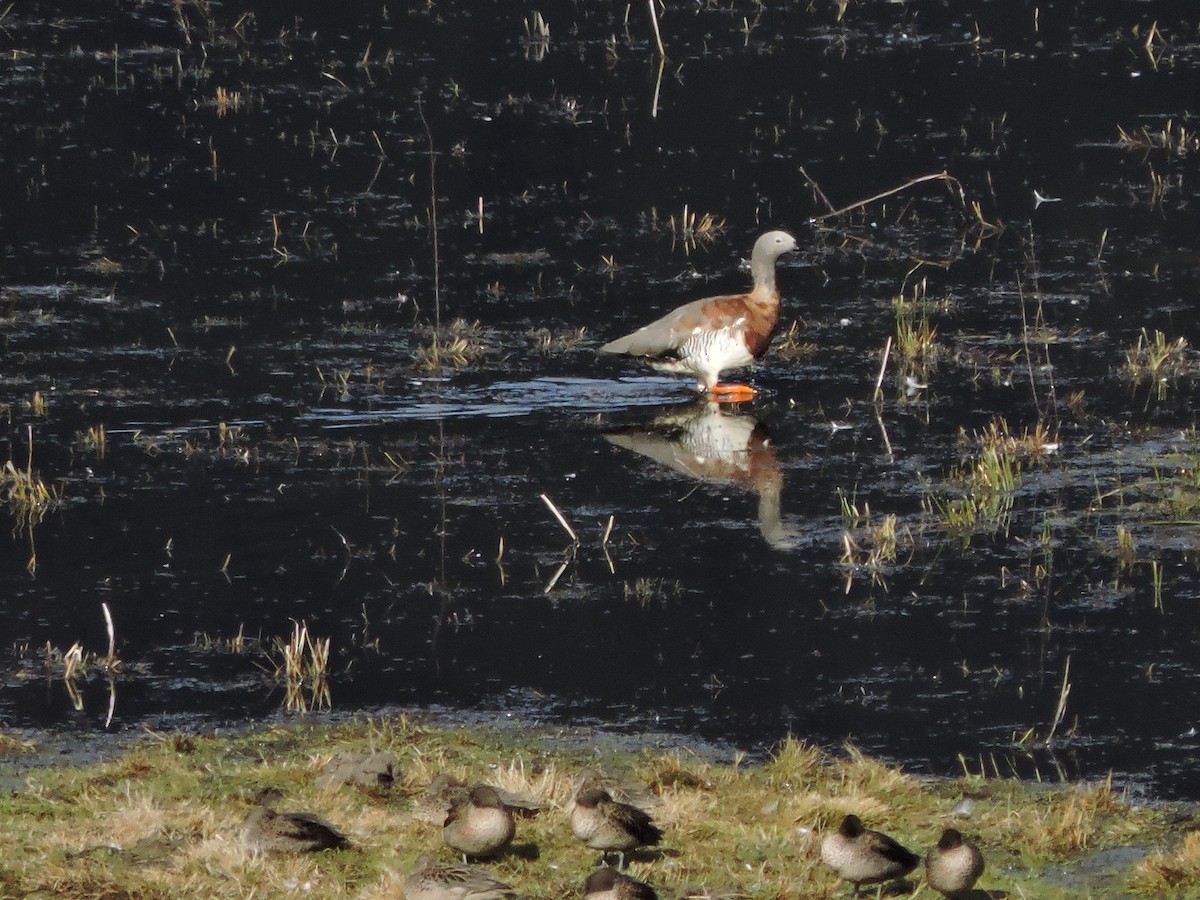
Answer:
xmin=1117 ymin=119 xmax=1200 ymax=159
xmin=414 ymin=319 xmax=490 ymax=370
xmin=0 ymin=718 xmax=1190 ymax=899
xmin=270 ymin=621 xmax=333 ymax=713
xmin=642 ymin=204 xmax=727 ymax=253
xmin=1122 ymin=329 xmax=1195 ymax=397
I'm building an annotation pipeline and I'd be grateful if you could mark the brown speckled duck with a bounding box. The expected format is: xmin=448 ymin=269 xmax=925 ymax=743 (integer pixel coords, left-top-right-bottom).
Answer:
xmin=416 ymin=773 xmax=474 ymax=825
xmin=443 ymin=784 xmax=516 ymax=862
xmin=416 ymin=773 xmax=540 ymax=826
xmin=598 ymin=230 xmax=798 ymax=401
xmin=820 ymin=814 xmax=918 ymax=893
xmin=925 ymin=828 xmax=985 ymax=898
xmin=241 ymin=805 xmax=349 ymax=853
xmin=583 ymin=866 xmax=659 ymax=900
xmin=572 ymin=768 xmax=661 ymax=813
xmin=571 ymin=787 xmax=664 ymax=869
xmin=402 ymin=853 xmax=517 ymax=900
xmin=315 ymin=749 xmax=399 ymax=790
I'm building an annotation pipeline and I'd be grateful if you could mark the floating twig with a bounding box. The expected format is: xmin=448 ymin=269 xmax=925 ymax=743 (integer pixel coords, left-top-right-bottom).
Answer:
xmin=1016 ymin=275 xmax=1039 ymax=410
xmin=650 ymin=55 xmax=664 ymax=119
xmin=544 ymin=543 xmax=579 ymax=594
xmin=63 ymin=643 xmax=85 ymax=711
xmin=330 ymin=525 xmax=352 ymax=585
xmin=544 ymin=557 xmax=570 ymax=593
xmin=600 ymin=514 xmax=616 ymax=575
xmin=417 ymin=97 xmax=441 ymax=330
xmin=600 ymin=514 xmax=615 ymax=548
xmin=873 ymin=336 xmax=892 ymax=404
xmin=811 ymin=171 xmax=964 ymax=221
xmin=874 ymin=408 xmax=894 ymax=461
xmin=647 ymin=0 xmax=665 ymax=57
xmin=100 ymin=602 xmax=119 ymax=670
xmin=539 ymin=493 xmax=579 ymax=543
xmin=797 ymin=165 xmax=837 ymax=214
xmin=1045 ymin=655 xmax=1072 ymax=744
xmin=105 ymin=676 xmax=117 ymax=728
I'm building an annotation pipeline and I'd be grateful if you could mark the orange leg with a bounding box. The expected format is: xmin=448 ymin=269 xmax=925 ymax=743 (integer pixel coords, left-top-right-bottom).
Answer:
xmin=707 ymin=382 xmax=757 ymax=403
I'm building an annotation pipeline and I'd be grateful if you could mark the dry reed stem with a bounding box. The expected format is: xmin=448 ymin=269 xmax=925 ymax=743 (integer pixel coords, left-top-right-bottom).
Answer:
xmin=810 ymin=171 xmax=965 ymax=221
xmin=647 ymin=0 xmax=665 ymax=57
xmin=539 ymin=493 xmax=579 ymax=543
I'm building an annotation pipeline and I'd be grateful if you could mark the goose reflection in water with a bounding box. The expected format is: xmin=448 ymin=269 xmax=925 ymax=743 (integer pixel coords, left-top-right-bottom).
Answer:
xmin=604 ymin=400 xmax=799 ymax=550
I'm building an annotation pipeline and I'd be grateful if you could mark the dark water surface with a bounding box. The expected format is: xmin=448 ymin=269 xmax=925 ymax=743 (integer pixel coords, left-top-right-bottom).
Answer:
xmin=6 ymin=2 xmax=1200 ymax=798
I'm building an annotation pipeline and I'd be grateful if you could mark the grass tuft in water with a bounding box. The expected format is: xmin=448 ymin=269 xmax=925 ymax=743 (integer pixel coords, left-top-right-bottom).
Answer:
xmin=921 ymin=418 xmax=1058 ymax=541
xmin=2 ymin=459 xmax=61 ymax=534
xmin=2 ymin=428 xmax=62 ymax=538
xmin=773 ymin=319 xmax=818 ymax=361
xmin=838 ymin=509 xmax=911 ymax=592
xmin=892 ymin=277 xmax=943 ymax=376
xmin=529 ymin=324 xmax=587 ymax=354
xmin=1122 ymin=328 xmax=1193 ymax=398
xmin=268 ymin=621 xmax=332 ymax=713
xmin=415 ymin=319 xmax=487 ymax=370
xmin=522 ymin=10 xmax=550 ymax=60
xmin=643 ymin=204 xmax=727 ymax=253
xmin=1117 ymin=119 xmax=1198 ymax=159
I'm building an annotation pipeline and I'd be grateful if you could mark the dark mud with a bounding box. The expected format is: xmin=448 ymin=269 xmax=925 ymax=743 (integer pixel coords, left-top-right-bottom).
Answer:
xmin=5 ymin=3 xmax=1200 ymax=800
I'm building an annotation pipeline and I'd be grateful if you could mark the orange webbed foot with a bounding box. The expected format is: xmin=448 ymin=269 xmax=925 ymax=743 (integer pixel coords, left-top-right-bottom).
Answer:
xmin=707 ymin=383 xmax=757 ymax=403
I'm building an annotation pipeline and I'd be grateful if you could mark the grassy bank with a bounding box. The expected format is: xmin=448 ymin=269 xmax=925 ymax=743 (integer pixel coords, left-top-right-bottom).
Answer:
xmin=0 ymin=716 xmax=1196 ymax=898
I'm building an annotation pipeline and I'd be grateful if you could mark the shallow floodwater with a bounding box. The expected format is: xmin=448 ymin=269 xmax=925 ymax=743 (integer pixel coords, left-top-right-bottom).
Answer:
xmin=6 ymin=3 xmax=1200 ymax=798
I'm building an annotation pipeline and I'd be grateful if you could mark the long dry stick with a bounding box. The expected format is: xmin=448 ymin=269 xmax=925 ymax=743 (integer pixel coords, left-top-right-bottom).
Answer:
xmin=650 ymin=56 xmax=665 ymax=119
xmin=600 ymin=514 xmax=616 ymax=575
xmin=647 ymin=0 xmax=665 ymax=56
xmin=417 ymin=98 xmax=441 ymax=329
xmin=600 ymin=514 xmax=615 ymax=547
xmin=543 ymin=557 xmax=570 ymax=593
xmin=1045 ymin=655 xmax=1072 ymax=744
xmin=874 ymin=408 xmax=894 ymax=460
xmin=811 ymin=171 xmax=963 ymax=221
xmin=105 ymin=677 xmax=116 ymax=728
xmin=539 ymin=493 xmax=579 ymax=543
xmin=101 ymin=602 xmax=116 ymax=666
xmin=873 ymin=336 xmax=892 ymax=404
xmin=797 ymin=165 xmax=837 ymax=214
xmin=1016 ymin=275 xmax=1040 ymax=411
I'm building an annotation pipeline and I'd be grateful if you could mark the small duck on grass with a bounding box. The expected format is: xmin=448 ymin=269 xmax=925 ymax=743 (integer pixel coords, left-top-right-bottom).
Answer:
xmin=443 ymin=784 xmax=516 ymax=862
xmin=402 ymin=853 xmax=517 ymax=900
xmin=416 ymin=773 xmax=540 ymax=826
xmin=925 ymin=828 xmax=985 ymax=898
xmin=572 ymin=768 xmax=661 ymax=813
xmin=314 ymin=749 xmax=399 ymax=790
xmin=571 ymin=787 xmax=664 ymax=869
xmin=583 ymin=865 xmax=659 ymax=900
xmin=241 ymin=805 xmax=349 ymax=853
xmin=820 ymin=814 xmax=918 ymax=895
